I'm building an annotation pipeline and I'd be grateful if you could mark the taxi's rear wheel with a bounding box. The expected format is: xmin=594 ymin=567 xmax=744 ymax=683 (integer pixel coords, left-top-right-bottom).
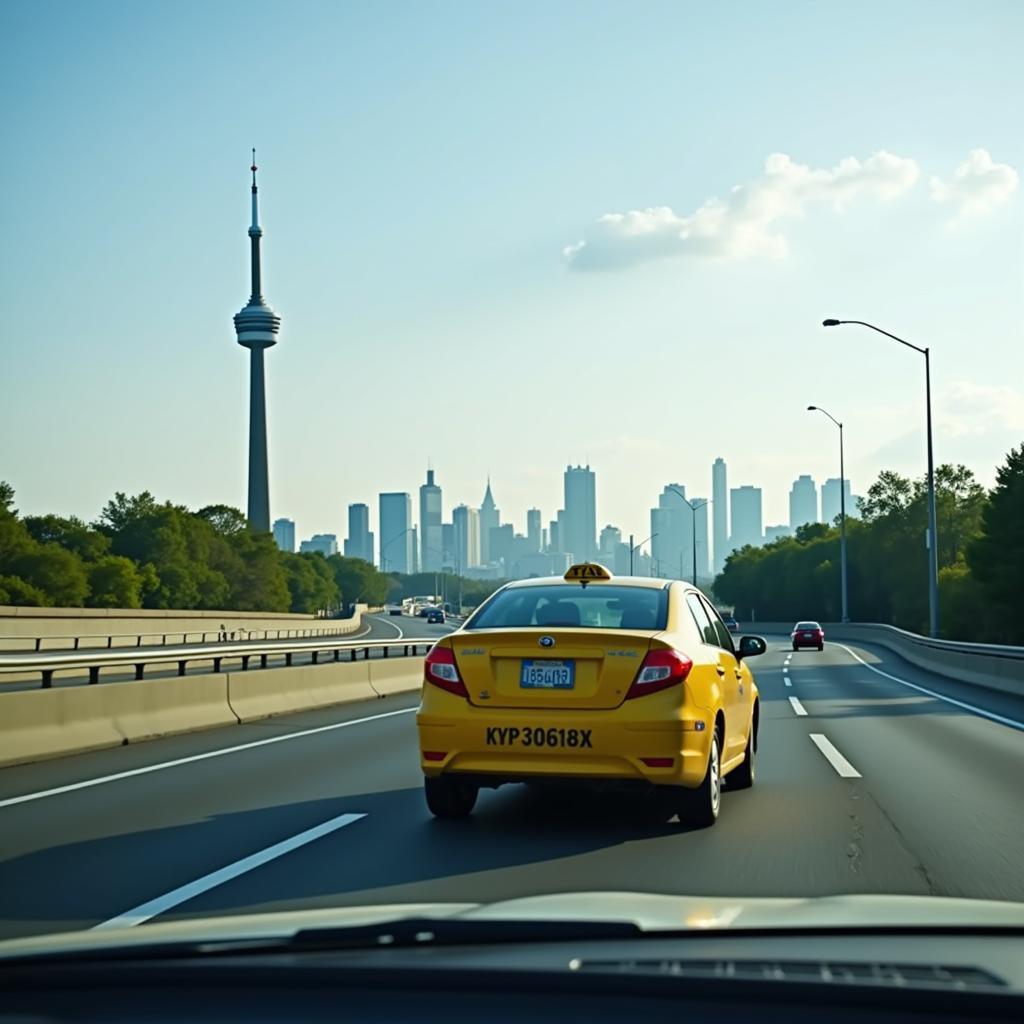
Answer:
xmin=678 ymin=734 xmax=721 ymax=827
xmin=729 ymin=718 xmax=756 ymax=790
xmin=424 ymin=775 xmax=478 ymax=818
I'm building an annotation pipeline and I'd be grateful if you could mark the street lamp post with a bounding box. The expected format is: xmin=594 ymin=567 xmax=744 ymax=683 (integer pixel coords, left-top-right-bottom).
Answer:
xmin=664 ymin=486 xmax=710 ymax=586
xmin=823 ymin=319 xmax=938 ymax=636
xmin=807 ymin=405 xmax=849 ymax=622
xmin=628 ymin=533 xmax=657 ymax=575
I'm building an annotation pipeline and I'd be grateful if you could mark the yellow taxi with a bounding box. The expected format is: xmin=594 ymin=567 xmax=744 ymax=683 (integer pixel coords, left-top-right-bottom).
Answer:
xmin=416 ymin=563 xmax=766 ymax=826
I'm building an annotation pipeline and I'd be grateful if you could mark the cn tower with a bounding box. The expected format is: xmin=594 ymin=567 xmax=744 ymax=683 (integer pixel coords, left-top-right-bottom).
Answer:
xmin=233 ymin=151 xmax=281 ymax=533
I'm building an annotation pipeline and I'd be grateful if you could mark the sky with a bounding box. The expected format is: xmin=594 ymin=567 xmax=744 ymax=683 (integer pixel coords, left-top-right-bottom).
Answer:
xmin=2 ymin=0 xmax=1022 ymax=549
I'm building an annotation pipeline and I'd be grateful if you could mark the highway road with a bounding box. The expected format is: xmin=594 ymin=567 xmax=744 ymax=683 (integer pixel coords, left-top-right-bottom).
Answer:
xmin=1 ymin=619 xmax=1022 ymax=940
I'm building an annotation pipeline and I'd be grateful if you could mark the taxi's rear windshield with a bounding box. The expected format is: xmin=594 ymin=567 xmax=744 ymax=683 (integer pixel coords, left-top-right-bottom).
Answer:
xmin=467 ymin=584 xmax=668 ymax=631
xmin=795 ymin=621 xmax=820 ymax=629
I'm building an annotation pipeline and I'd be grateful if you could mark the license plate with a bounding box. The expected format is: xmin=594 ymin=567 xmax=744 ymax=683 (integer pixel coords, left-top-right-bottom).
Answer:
xmin=520 ymin=659 xmax=575 ymax=689
xmin=486 ymin=725 xmax=593 ymax=748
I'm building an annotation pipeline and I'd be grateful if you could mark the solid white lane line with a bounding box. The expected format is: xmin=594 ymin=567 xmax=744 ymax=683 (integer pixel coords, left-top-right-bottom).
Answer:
xmin=809 ymin=734 xmax=862 ymax=778
xmin=93 ymin=812 xmax=367 ymax=929
xmin=835 ymin=643 xmax=1024 ymax=733
xmin=788 ymin=696 xmax=808 ymax=716
xmin=374 ymin=615 xmax=405 ymax=640
xmin=0 ymin=707 xmax=417 ymax=810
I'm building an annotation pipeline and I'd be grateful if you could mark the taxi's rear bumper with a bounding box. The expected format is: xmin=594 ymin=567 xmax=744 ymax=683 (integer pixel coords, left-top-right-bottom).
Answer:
xmin=417 ymin=693 xmax=713 ymax=789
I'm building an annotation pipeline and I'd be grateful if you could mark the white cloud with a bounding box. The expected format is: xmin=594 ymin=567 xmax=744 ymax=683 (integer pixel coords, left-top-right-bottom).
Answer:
xmin=564 ymin=151 xmax=920 ymax=271
xmin=937 ymin=381 xmax=1024 ymax=438
xmin=929 ymin=149 xmax=1019 ymax=222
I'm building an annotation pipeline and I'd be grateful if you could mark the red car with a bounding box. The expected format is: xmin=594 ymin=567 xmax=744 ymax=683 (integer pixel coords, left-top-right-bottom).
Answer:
xmin=791 ymin=620 xmax=825 ymax=651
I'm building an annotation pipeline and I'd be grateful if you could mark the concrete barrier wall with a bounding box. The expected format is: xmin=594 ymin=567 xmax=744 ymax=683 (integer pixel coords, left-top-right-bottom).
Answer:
xmin=368 ymin=659 xmax=424 ymax=698
xmin=0 ymin=605 xmax=368 ymax=650
xmin=0 ymin=645 xmax=423 ymax=768
xmin=0 ymin=686 xmax=128 ymax=767
xmin=227 ymin=662 xmax=378 ymax=723
xmin=0 ymin=675 xmax=239 ymax=768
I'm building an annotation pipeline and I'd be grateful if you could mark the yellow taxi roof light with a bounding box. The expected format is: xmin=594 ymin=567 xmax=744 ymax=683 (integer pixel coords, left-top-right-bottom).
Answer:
xmin=564 ymin=562 xmax=613 ymax=582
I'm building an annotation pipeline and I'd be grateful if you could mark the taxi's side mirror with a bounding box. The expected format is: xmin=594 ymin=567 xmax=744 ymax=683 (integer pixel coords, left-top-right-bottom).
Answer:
xmin=737 ymin=635 xmax=767 ymax=660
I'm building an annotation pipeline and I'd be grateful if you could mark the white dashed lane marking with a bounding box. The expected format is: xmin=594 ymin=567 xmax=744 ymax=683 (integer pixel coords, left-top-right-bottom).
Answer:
xmin=94 ymin=812 xmax=367 ymax=929
xmin=788 ymin=696 xmax=808 ymax=716
xmin=810 ymin=734 xmax=862 ymax=778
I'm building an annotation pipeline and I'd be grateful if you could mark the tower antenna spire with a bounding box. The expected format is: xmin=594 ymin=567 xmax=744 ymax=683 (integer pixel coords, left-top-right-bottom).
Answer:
xmin=233 ymin=151 xmax=281 ymax=533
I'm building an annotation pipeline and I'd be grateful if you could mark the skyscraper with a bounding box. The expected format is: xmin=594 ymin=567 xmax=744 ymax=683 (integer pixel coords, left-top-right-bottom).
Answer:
xmin=453 ymin=504 xmax=481 ymax=571
xmin=730 ymin=486 xmax=763 ymax=550
xmin=712 ymin=457 xmax=729 ymax=572
xmin=526 ymin=508 xmax=542 ymax=552
xmin=651 ymin=484 xmax=687 ymax=579
xmin=379 ymin=492 xmax=412 ymax=572
xmin=300 ymin=534 xmax=338 ymax=556
xmin=563 ymin=465 xmax=596 ymax=561
xmin=489 ymin=524 xmax=514 ymax=569
xmin=419 ymin=469 xmax=443 ymax=572
xmin=344 ymin=503 xmax=374 ymax=562
xmin=272 ymin=518 xmax=295 ymax=553
xmin=599 ymin=524 xmax=622 ymax=557
xmin=822 ymin=477 xmax=854 ymax=527
xmin=233 ymin=152 xmax=281 ymax=533
xmin=479 ymin=479 xmax=499 ymax=564
xmin=789 ymin=475 xmax=819 ymax=530
xmin=548 ymin=517 xmax=561 ymax=553
xmin=441 ymin=523 xmax=455 ymax=567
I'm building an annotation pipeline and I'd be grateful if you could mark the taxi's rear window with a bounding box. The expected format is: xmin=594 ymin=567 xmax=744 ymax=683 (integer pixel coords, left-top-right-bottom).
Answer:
xmin=796 ymin=621 xmax=820 ymax=629
xmin=466 ymin=585 xmax=668 ymax=631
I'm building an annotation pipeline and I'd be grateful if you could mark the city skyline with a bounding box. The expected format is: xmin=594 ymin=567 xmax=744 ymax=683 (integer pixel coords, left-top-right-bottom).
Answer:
xmin=275 ymin=457 xmax=864 ymax=580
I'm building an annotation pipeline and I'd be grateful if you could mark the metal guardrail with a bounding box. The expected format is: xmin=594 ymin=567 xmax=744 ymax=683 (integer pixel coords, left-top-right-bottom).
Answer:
xmin=0 ymin=624 xmax=359 ymax=654
xmin=844 ymin=622 xmax=1024 ymax=661
xmin=0 ymin=636 xmax=437 ymax=690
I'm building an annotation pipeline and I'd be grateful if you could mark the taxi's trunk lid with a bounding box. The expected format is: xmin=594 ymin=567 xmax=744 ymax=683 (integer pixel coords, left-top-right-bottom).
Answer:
xmin=451 ymin=628 xmax=659 ymax=709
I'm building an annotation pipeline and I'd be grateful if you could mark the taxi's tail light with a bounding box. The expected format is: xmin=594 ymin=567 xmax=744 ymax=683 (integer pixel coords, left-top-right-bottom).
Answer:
xmin=625 ymin=648 xmax=693 ymax=700
xmin=424 ymin=644 xmax=468 ymax=698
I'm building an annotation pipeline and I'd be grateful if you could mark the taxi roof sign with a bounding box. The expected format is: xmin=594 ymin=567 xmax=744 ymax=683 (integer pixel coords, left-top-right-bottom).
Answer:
xmin=564 ymin=562 xmax=613 ymax=583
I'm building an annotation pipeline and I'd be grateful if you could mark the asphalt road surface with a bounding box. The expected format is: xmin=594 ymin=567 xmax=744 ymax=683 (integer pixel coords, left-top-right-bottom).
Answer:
xmin=1 ymin=625 xmax=1022 ymax=940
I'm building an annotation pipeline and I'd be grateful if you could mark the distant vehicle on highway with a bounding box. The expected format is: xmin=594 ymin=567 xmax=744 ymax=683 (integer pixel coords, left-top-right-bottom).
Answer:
xmin=721 ymin=614 xmax=740 ymax=633
xmin=792 ymin=621 xmax=825 ymax=651
xmin=426 ymin=608 xmax=446 ymax=624
xmin=387 ymin=605 xmax=404 ymax=617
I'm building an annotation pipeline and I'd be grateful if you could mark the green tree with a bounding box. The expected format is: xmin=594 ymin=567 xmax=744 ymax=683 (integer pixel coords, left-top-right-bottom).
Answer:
xmin=0 ymin=574 xmax=48 ymax=605
xmin=23 ymin=514 xmax=111 ymax=562
xmin=197 ymin=504 xmax=249 ymax=536
xmin=282 ymin=552 xmax=339 ymax=613
xmin=968 ymin=443 xmax=1024 ymax=644
xmin=12 ymin=544 xmax=89 ymax=606
xmin=329 ymin=556 xmax=390 ymax=609
xmin=87 ymin=555 xmax=144 ymax=608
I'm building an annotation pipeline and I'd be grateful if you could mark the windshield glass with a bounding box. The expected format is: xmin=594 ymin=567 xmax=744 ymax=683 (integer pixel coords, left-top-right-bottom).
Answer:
xmin=1 ymin=0 xmax=1022 ymax=955
xmin=468 ymin=585 xmax=667 ymax=630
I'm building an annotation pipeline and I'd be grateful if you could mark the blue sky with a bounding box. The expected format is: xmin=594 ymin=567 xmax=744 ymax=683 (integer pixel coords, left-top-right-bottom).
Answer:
xmin=2 ymin=0 xmax=1021 ymax=546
